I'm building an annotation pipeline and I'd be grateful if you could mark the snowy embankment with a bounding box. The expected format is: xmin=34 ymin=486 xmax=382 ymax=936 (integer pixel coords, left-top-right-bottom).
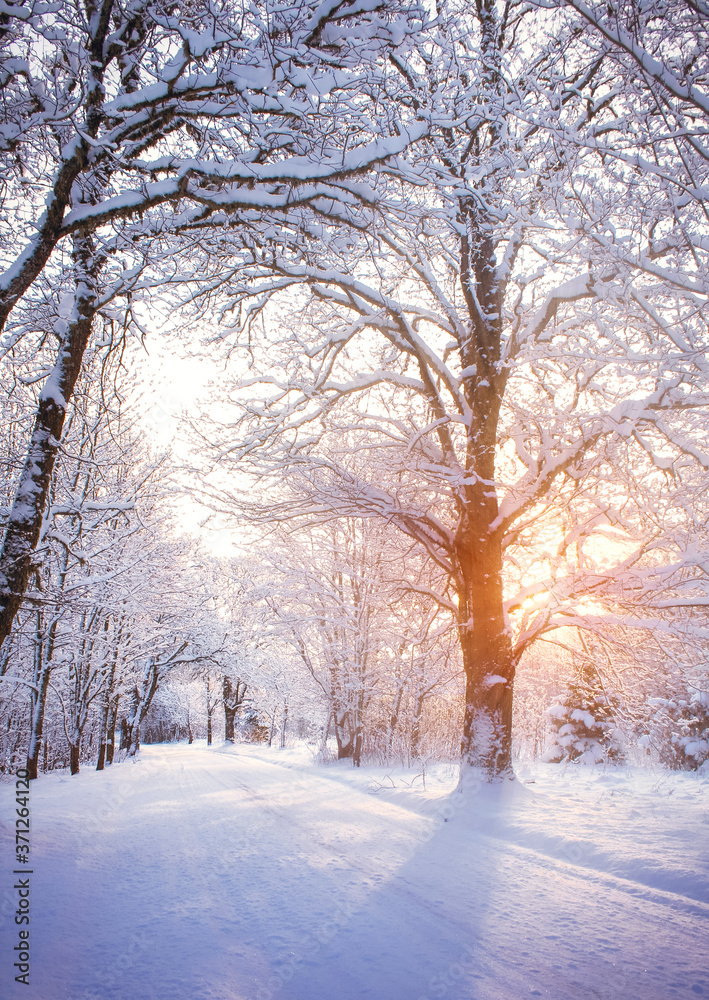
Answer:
xmin=1 ymin=744 xmax=707 ymax=1000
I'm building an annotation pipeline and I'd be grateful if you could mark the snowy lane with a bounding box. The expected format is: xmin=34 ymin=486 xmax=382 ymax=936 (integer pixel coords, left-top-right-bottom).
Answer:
xmin=1 ymin=745 xmax=707 ymax=1000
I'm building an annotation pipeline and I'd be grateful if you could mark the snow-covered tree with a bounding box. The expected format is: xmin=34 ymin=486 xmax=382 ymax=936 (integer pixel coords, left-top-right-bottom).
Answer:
xmin=195 ymin=0 xmax=709 ymax=779
xmin=646 ymin=681 xmax=709 ymax=771
xmin=543 ymin=657 xmax=625 ymax=765
xmin=253 ymin=516 xmax=459 ymax=765
xmin=222 ymin=675 xmax=249 ymax=744
xmin=0 ymin=338 xmax=230 ymax=773
xmin=0 ymin=0 xmax=427 ymax=648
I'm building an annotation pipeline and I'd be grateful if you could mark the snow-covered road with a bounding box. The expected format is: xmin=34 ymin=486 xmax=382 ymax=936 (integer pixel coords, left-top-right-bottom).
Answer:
xmin=1 ymin=744 xmax=707 ymax=1000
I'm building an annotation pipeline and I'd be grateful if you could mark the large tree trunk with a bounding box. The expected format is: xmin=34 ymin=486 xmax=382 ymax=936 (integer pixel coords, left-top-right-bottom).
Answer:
xmin=69 ymin=741 xmax=80 ymax=775
xmin=0 ymin=235 xmax=98 ymax=649
xmin=334 ymin=711 xmax=355 ymax=760
xmin=223 ymin=676 xmax=247 ymax=743
xmin=224 ymin=705 xmax=236 ymax=742
xmin=456 ymin=494 xmax=516 ymax=779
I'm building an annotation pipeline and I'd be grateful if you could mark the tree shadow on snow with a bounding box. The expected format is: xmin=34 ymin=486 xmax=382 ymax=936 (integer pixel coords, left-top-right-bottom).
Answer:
xmin=270 ymin=776 xmax=529 ymax=1000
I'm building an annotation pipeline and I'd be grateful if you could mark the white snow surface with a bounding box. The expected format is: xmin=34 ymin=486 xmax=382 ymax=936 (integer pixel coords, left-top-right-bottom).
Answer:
xmin=1 ymin=743 xmax=708 ymax=1000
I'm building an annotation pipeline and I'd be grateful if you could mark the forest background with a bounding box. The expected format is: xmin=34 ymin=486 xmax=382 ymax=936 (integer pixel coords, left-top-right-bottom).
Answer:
xmin=0 ymin=0 xmax=707 ymax=782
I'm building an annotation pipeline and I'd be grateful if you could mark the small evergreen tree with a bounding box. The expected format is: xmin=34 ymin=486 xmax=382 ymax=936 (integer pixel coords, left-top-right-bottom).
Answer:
xmin=543 ymin=662 xmax=624 ymax=765
xmin=646 ymin=690 xmax=709 ymax=771
xmin=241 ymin=709 xmax=270 ymax=744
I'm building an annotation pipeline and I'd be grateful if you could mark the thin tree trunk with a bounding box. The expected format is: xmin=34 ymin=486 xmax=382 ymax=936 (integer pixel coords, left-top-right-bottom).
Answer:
xmin=387 ymin=680 xmax=406 ymax=759
xmin=0 ymin=635 xmax=10 ymax=676
xmin=106 ymin=696 xmax=119 ymax=764
xmin=27 ymin=604 xmax=63 ymax=781
xmin=26 ymin=659 xmax=52 ymax=781
xmin=267 ymin=708 xmax=276 ymax=747
xmin=27 ymin=612 xmax=44 ymax=780
xmin=318 ymin=710 xmax=331 ymax=757
xmin=410 ymin=691 xmax=425 ymax=761
xmin=280 ymin=703 xmax=288 ymax=749
xmin=96 ymin=620 xmax=121 ymax=771
xmin=206 ymin=674 xmax=213 ymax=746
xmin=127 ymin=658 xmax=161 ymax=757
xmin=96 ymin=697 xmax=109 ymax=771
xmin=121 ymin=686 xmax=139 ymax=752
xmin=353 ymin=728 xmax=363 ymax=767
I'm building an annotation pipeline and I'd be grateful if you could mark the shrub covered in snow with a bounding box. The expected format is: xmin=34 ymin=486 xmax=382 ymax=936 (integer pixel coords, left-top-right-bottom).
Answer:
xmin=543 ymin=663 xmax=624 ymax=765
xmin=241 ymin=709 xmax=270 ymax=744
xmin=644 ymin=691 xmax=709 ymax=771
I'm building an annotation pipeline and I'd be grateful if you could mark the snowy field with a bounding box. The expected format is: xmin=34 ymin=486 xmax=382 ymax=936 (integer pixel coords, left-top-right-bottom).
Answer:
xmin=1 ymin=743 xmax=707 ymax=1000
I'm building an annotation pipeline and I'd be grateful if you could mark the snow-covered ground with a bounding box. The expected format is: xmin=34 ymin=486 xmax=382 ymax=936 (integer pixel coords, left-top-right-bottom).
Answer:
xmin=1 ymin=743 xmax=707 ymax=1000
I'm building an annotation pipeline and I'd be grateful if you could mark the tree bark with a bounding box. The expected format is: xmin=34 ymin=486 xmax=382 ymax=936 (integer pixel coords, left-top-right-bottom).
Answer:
xmin=97 ymin=690 xmax=119 ymax=770
xmin=224 ymin=705 xmax=236 ymax=742
xmin=353 ymin=728 xmax=363 ymax=767
xmin=280 ymin=703 xmax=288 ymax=749
xmin=126 ymin=658 xmax=161 ymax=756
xmin=69 ymin=741 xmax=80 ymax=775
xmin=0 ymin=235 xmax=99 ymax=650
xmin=455 ymin=496 xmax=516 ymax=779
xmin=27 ymin=658 xmax=52 ymax=781
xmin=334 ymin=711 xmax=355 ymax=760
xmin=96 ymin=617 xmax=120 ymax=771
xmin=410 ymin=691 xmax=425 ymax=760
xmin=106 ymin=694 xmax=119 ymax=765
xmin=26 ymin=602 xmax=65 ymax=780
xmin=223 ymin=675 xmax=247 ymax=742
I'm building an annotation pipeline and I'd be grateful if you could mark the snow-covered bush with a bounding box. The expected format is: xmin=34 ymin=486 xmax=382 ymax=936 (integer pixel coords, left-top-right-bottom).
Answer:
xmin=543 ymin=663 xmax=624 ymax=765
xmin=241 ymin=709 xmax=270 ymax=744
xmin=645 ymin=691 xmax=709 ymax=771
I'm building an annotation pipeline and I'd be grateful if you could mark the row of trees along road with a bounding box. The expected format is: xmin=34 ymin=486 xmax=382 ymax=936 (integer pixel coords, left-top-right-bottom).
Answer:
xmin=0 ymin=0 xmax=425 ymax=645
xmin=0 ymin=333 xmax=243 ymax=774
xmin=0 ymin=0 xmax=708 ymax=780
